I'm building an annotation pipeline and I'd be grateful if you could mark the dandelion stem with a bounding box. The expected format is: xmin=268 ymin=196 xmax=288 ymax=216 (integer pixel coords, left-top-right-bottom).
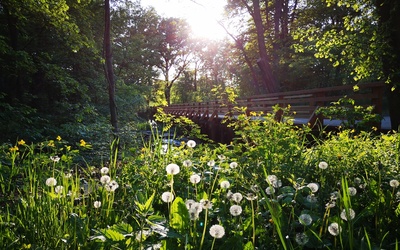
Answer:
xmin=199 ymin=208 xmax=208 ymax=250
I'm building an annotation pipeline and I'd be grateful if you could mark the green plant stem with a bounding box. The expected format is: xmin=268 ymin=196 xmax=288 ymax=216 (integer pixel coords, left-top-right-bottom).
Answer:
xmin=251 ymin=199 xmax=256 ymax=246
xmin=199 ymin=208 xmax=208 ymax=250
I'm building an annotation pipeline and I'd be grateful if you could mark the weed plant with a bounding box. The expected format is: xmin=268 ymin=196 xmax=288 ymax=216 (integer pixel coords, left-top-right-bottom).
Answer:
xmin=0 ymin=110 xmax=399 ymax=249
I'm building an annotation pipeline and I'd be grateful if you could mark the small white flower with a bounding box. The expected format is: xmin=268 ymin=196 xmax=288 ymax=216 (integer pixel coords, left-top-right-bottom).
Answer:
xmin=186 ymin=140 xmax=196 ymax=148
xmin=318 ymin=161 xmax=328 ymax=169
xmin=50 ymin=156 xmax=60 ymax=163
xmin=200 ymin=199 xmax=212 ymax=209
xmin=231 ymin=192 xmax=243 ymax=203
xmin=100 ymin=167 xmax=109 ymax=174
xmin=190 ymin=174 xmax=201 ymax=184
xmin=307 ymin=183 xmax=319 ymax=193
xmin=161 ymin=144 xmax=168 ymax=154
xmin=207 ymin=160 xmax=215 ymax=167
xmin=183 ymin=160 xmax=192 ymax=167
xmin=340 ymin=208 xmax=355 ymax=221
xmin=94 ymin=201 xmax=102 ymax=208
xmin=166 ymin=163 xmax=180 ymax=175
xmin=299 ymin=214 xmax=312 ymax=226
xmin=390 ymin=179 xmax=399 ymax=188
xmin=348 ymin=187 xmax=357 ymax=196
xmin=161 ymin=191 xmax=174 ymax=203
xmin=209 ymin=224 xmax=225 ymax=238
xmin=328 ymin=222 xmax=342 ymax=236
xmin=229 ymin=162 xmax=238 ymax=169
xmin=46 ymin=177 xmax=57 ymax=187
xmin=295 ymin=232 xmax=309 ymax=246
xmin=229 ymin=205 xmax=242 ymax=216
xmin=55 ymin=185 xmax=64 ymax=194
xmin=220 ymin=180 xmax=230 ymax=189
xmin=100 ymin=175 xmax=111 ymax=184
xmin=265 ymin=186 xmax=275 ymax=195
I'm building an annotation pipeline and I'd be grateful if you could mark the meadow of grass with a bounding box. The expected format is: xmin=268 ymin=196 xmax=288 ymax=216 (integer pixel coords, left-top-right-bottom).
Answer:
xmin=0 ymin=110 xmax=399 ymax=250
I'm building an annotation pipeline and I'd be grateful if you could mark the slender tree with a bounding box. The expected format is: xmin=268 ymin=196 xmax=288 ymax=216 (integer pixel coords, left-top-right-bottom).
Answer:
xmin=104 ymin=0 xmax=118 ymax=132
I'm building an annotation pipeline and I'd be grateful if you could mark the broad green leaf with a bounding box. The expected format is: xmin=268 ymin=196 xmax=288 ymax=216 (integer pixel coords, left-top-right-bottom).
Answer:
xmin=244 ymin=241 xmax=254 ymax=250
xmin=170 ymin=196 xmax=189 ymax=233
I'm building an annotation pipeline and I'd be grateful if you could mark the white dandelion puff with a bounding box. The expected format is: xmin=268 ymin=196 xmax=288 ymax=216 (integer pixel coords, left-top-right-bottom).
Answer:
xmin=161 ymin=192 xmax=174 ymax=203
xmin=229 ymin=205 xmax=242 ymax=216
xmin=183 ymin=160 xmax=192 ymax=167
xmin=46 ymin=177 xmax=57 ymax=187
xmin=299 ymin=214 xmax=313 ymax=226
xmin=220 ymin=180 xmax=230 ymax=189
xmin=229 ymin=162 xmax=238 ymax=169
xmin=166 ymin=163 xmax=180 ymax=175
xmin=348 ymin=187 xmax=357 ymax=196
xmin=100 ymin=175 xmax=111 ymax=184
xmin=100 ymin=167 xmax=109 ymax=174
xmin=207 ymin=160 xmax=215 ymax=167
xmin=307 ymin=183 xmax=319 ymax=193
xmin=390 ymin=179 xmax=399 ymax=188
xmin=328 ymin=222 xmax=342 ymax=236
xmin=209 ymin=225 xmax=225 ymax=238
xmin=94 ymin=201 xmax=102 ymax=208
xmin=186 ymin=140 xmax=196 ymax=148
xmin=318 ymin=161 xmax=328 ymax=169
xmin=265 ymin=186 xmax=275 ymax=195
xmin=189 ymin=174 xmax=201 ymax=184
xmin=295 ymin=232 xmax=309 ymax=245
xmin=340 ymin=208 xmax=355 ymax=221
xmin=231 ymin=192 xmax=243 ymax=203
xmin=54 ymin=185 xmax=64 ymax=194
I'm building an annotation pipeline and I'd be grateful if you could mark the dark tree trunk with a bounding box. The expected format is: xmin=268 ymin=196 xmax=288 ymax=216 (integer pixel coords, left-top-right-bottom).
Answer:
xmin=252 ymin=0 xmax=279 ymax=93
xmin=376 ymin=0 xmax=400 ymax=130
xmin=104 ymin=0 xmax=118 ymax=133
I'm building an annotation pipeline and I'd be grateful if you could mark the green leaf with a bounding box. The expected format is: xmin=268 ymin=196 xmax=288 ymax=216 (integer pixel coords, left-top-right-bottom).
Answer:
xmin=244 ymin=241 xmax=254 ymax=250
xmin=170 ymin=196 xmax=189 ymax=233
xmin=101 ymin=228 xmax=125 ymax=242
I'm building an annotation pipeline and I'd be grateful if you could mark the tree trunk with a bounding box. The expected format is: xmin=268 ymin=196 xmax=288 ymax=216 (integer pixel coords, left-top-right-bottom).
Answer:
xmin=376 ymin=0 xmax=400 ymax=130
xmin=104 ymin=0 xmax=118 ymax=133
xmin=252 ymin=0 xmax=279 ymax=93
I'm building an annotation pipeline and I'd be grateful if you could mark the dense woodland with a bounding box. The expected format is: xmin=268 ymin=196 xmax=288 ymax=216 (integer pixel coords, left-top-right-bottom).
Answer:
xmin=0 ymin=0 xmax=399 ymax=143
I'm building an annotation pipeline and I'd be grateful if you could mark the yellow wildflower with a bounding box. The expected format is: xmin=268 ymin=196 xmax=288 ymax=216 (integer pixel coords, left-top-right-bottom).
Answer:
xmin=56 ymin=135 xmax=62 ymax=141
xmin=18 ymin=139 xmax=26 ymax=145
xmin=353 ymin=85 xmax=359 ymax=92
xmin=66 ymin=145 xmax=71 ymax=151
xmin=372 ymin=126 xmax=377 ymax=131
xmin=80 ymin=139 xmax=86 ymax=147
xmin=48 ymin=140 xmax=55 ymax=147
xmin=9 ymin=146 xmax=19 ymax=152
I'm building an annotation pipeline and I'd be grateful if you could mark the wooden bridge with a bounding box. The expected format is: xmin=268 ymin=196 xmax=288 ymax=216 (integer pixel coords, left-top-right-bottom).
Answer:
xmin=163 ymin=82 xmax=388 ymax=143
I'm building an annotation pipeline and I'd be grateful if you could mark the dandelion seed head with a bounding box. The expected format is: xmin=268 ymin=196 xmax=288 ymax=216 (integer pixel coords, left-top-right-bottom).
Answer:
xmin=220 ymin=180 xmax=230 ymax=189
xmin=105 ymin=180 xmax=119 ymax=192
xmin=265 ymin=186 xmax=275 ymax=195
xmin=340 ymin=208 xmax=355 ymax=221
xmin=207 ymin=160 xmax=215 ymax=167
xmin=328 ymin=222 xmax=342 ymax=236
xmin=209 ymin=225 xmax=225 ymax=238
xmin=229 ymin=162 xmax=238 ymax=169
xmin=185 ymin=199 xmax=196 ymax=209
xmin=306 ymin=194 xmax=317 ymax=203
xmin=54 ymin=185 xmax=64 ymax=194
xmin=50 ymin=156 xmax=60 ymax=163
xmin=217 ymin=154 xmax=226 ymax=161
xmin=299 ymin=214 xmax=313 ymax=226
xmin=295 ymin=232 xmax=309 ymax=245
xmin=186 ymin=140 xmax=196 ymax=148
xmin=161 ymin=191 xmax=174 ymax=203
xmin=188 ymin=208 xmax=199 ymax=220
xmin=348 ymin=187 xmax=357 ymax=196
xmin=390 ymin=179 xmax=399 ymax=188
xmin=46 ymin=177 xmax=57 ymax=187
xmin=166 ymin=163 xmax=180 ymax=175
xmin=318 ymin=161 xmax=328 ymax=169
xmin=307 ymin=183 xmax=319 ymax=193
xmin=100 ymin=167 xmax=109 ymax=174
xmin=193 ymin=202 xmax=203 ymax=213
xmin=94 ymin=201 xmax=102 ymax=208
xmin=189 ymin=174 xmax=201 ymax=184
xmin=229 ymin=205 xmax=242 ymax=216
xmin=183 ymin=159 xmax=192 ymax=167
xmin=100 ymin=175 xmax=111 ymax=184
xmin=354 ymin=177 xmax=362 ymax=185
xmin=231 ymin=192 xmax=243 ymax=203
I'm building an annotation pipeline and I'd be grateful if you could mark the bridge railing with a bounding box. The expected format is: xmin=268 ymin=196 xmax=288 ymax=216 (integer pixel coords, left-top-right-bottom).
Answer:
xmin=163 ymin=82 xmax=385 ymax=127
